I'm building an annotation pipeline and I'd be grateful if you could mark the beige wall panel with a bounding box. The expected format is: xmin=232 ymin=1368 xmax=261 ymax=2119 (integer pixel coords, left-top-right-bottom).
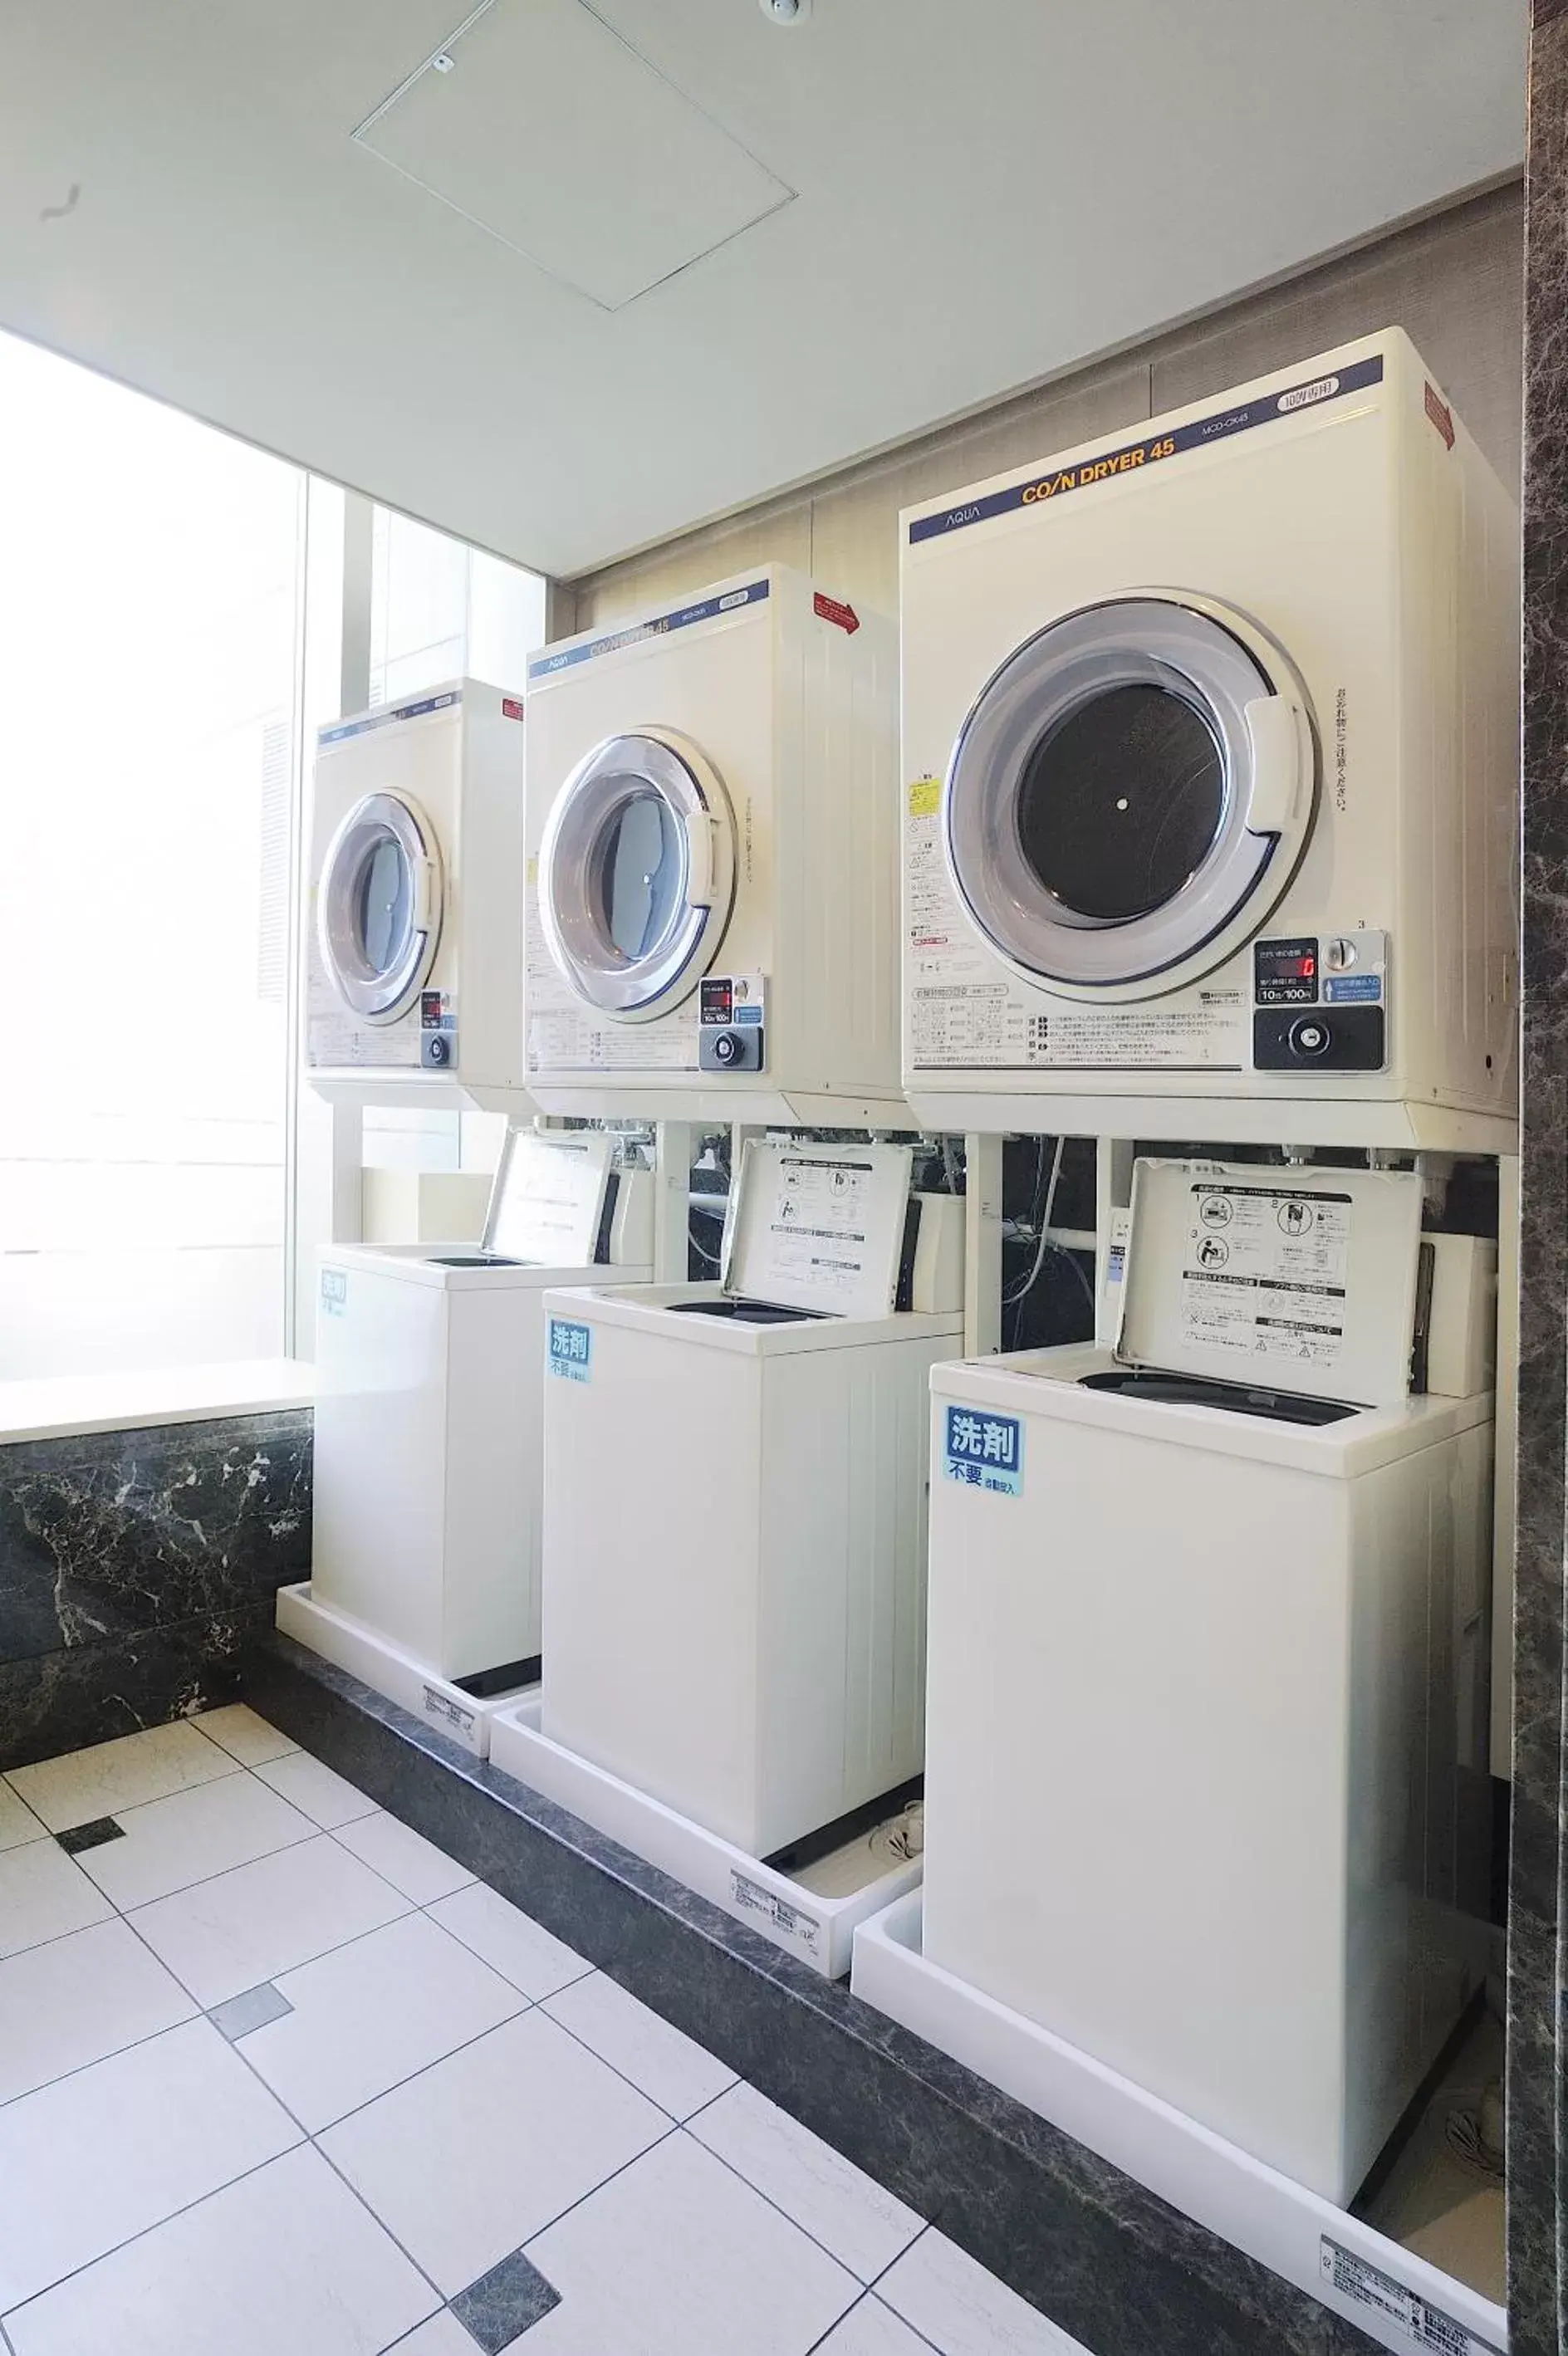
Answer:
xmin=566 ymin=184 xmax=1522 ymax=631
xmin=1149 ymin=187 xmax=1521 ymax=487
xmin=810 ymin=362 xmax=1152 ymax=618
xmin=576 ymin=503 xmax=812 ymax=629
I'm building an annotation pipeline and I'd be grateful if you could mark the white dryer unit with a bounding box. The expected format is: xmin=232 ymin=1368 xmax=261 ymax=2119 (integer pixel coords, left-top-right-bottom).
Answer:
xmin=919 ymin=1157 xmax=1496 ymax=2206
xmin=525 ymin=566 xmax=901 ymax=1123
xmin=310 ymin=1128 xmax=652 ymax=1685
xmin=307 ymin=680 xmax=528 ymax=1108
xmin=901 ymin=331 xmax=1520 ymax=1148
xmin=540 ymin=1139 xmax=964 ymax=1858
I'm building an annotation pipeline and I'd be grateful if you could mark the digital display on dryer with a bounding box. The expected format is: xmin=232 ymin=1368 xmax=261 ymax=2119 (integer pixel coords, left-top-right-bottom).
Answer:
xmin=1255 ymin=938 xmax=1321 ymax=1005
xmin=699 ymin=977 xmax=733 ymax=1025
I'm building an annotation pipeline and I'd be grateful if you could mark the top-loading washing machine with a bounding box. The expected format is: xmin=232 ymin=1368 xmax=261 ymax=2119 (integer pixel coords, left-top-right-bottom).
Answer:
xmin=539 ymin=1137 xmax=965 ymax=1858
xmin=900 ymin=330 xmax=1520 ymax=1149
xmin=525 ymin=565 xmax=902 ymax=1123
xmin=919 ymin=1154 xmax=1496 ymax=2204
xmin=307 ymin=1125 xmax=652 ymax=1694
xmin=307 ymin=679 xmax=530 ymax=1108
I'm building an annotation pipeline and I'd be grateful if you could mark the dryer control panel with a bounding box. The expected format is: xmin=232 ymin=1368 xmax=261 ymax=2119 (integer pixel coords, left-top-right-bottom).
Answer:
xmin=698 ymin=972 xmax=767 ymax=1074
xmin=1252 ymin=931 xmax=1387 ymax=1072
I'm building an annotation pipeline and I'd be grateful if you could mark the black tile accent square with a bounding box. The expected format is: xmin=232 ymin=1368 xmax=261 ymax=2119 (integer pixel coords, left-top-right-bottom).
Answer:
xmin=451 ymin=2249 xmax=561 ymax=2350
xmin=56 ymin=1816 xmax=124 ymax=1855
xmin=251 ymin=1633 xmax=1366 ymax=2356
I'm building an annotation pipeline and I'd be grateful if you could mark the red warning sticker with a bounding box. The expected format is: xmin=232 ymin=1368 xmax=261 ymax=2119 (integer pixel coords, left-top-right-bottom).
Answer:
xmin=502 ymin=697 xmax=525 ymax=721
xmin=812 ymin=591 xmax=860 ymax=634
xmin=1423 ymin=382 xmax=1454 ymax=450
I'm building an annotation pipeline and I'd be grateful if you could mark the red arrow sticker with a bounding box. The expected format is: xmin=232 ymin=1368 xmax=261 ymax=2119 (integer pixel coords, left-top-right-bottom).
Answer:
xmin=1423 ymin=382 xmax=1454 ymax=450
xmin=812 ymin=591 xmax=860 ymax=634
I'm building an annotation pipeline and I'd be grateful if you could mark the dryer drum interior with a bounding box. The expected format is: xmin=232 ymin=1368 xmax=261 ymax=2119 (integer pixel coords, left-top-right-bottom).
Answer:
xmin=537 ymin=728 xmax=737 ymax=1021
xmin=943 ymin=595 xmax=1313 ymax=993
xmin=317 ymin=788 xmax=442 ymax=1022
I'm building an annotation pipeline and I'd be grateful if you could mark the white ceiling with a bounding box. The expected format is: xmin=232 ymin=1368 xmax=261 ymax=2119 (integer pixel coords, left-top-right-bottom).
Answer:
xmin=1 ymin=0 xmax=1526 ymax=580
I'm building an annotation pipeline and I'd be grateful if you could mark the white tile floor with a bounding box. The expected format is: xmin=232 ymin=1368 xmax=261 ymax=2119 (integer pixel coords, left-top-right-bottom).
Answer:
xmin=0 ymin=1711 xmax=1085 ymax=2355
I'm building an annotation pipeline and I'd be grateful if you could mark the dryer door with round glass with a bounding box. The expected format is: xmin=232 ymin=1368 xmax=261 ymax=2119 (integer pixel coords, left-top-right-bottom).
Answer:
xmin=537 ymin=730 xmax=737 ymax=1022
xmin=317 ymin=791 xmax=443 ymax=1023
xmin=943 ymin=596 xmax=1315 ymax=1003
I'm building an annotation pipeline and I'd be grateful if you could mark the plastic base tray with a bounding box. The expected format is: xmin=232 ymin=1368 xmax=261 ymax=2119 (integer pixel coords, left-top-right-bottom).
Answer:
xmin=275 ymin=1583 xmax=538 ymax=1761
xmin=488 ymin=1695 xmax=920 ymax=1978
xmin=849 ymin=1891 xmax=1507 ymax=2356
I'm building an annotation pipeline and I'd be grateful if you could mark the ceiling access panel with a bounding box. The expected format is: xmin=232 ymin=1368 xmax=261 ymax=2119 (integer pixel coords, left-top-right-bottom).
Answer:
xmin=354 ymin=0 xmax=796 ymax=310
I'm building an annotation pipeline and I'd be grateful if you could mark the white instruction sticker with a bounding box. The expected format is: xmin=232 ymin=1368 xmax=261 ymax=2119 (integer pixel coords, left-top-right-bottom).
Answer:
xmin=1319 ymin=2239 xmax=1502 ymax=2356
xmin=525 ymin=882 xmax=697 ymax=1074
xmin=488 ymin=1135 xmax=608 ymax=1266
xmin=422 ymin=1685 xmax=478 ymax=1741
xmin=904 ymin=801 xmax=1245 ymax=1070
xmin=1180 ymin=1183 xmax=1350 ymax=1369
xmin=730 ymin=1869 xmax=823 ymax=1961
xmin=307 ymin=954 xmax=422 ymax=1070
xmin=754 ymin=1158 xmax=876 ymax=1306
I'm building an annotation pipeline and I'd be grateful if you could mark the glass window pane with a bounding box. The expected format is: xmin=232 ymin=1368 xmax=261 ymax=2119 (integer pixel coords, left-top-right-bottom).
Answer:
xmin=0 ymin=329 xmax=304 ymax=1377
xmin=355 ymin=834 xmax=414 ymax=976
xmin=595 ymin=792 xmax=684 ymax=959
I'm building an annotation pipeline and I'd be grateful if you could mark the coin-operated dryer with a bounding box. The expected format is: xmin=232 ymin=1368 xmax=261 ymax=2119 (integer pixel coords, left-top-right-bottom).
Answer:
xmin=306 ymin=1127 xmax=653 ymax=1694
xmin=539 ymin=1138 xmax=965 ymax=1859
xmin=920 ymin=1156 xmax=1497 ymax=2205
xmin=900 ymin=331 xmax=1519 ymax=1149
xmin=306 ymin=681 xmax=530 ymax=1109
xmin=525 ymin=566 xmax=903 ymax=1124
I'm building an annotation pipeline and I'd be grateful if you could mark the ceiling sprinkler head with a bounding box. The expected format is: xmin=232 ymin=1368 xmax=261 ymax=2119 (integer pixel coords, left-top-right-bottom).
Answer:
xmin=759 ymin=0 xmax=810 ymax=22
xmin=432 ymin=51 xmax=456 ymax=72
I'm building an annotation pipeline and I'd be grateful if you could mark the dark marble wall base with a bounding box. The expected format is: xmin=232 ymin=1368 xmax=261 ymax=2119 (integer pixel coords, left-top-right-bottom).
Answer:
xmin=0 ymin=1604 xmax=268 ymax=1774
xmin=248 ymin=1636 xmax=1384 ymax=2356
xmin=1514 ymin=9 xmax=1568 ymax=2354
xmin=0 ymin=1408 xmax=311 ymax=1772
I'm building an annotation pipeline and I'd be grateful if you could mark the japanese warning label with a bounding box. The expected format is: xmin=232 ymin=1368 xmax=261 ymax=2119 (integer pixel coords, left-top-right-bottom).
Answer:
xmin=524 ymin=881 xmax=697 ymax=1073
xmin=903 ymin=782 xmax=1245 ymax=1070
xmin=751 ymin=1156 xmax=877 ymax=1308
xmin=730 ymin=1871 xmax=823 ymax=1960
xmin=1180 ymin=1183 xmax=1350 ymax=1369
xmin=1319 ymin=2240 xmax=1502 ymax=2356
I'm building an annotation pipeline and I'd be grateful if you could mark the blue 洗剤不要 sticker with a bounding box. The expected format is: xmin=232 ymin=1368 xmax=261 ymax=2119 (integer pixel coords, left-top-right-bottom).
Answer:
xmin=943 ymin=1404 xmax=1022 ymax=1496
xmin=548 ymin=1317 xmax=593 ymax=1382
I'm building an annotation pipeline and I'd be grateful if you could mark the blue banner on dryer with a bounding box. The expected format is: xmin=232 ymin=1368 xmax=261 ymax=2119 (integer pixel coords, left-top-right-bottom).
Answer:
xmin=548 ymin=1318 xmax=593 ymax=1381
xmin=319 ymin=690 xmax=462 ymax=745
xmin=908 ymin=355 xmax=1385 ymax=544
xmin=943 ymin=1405 xmax=1023 ymax=1496
xmin=528 ymin=580 xmax=770 ymax=679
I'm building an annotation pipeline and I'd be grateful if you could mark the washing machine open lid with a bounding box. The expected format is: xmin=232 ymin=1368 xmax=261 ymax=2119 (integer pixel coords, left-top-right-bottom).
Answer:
xmin=1110 ymin=1159 xmax=1424 ymax=1410
xmin=536 ymin=728 xmax=737 ymax=1023
xmin=714 ymin=1139 xmax=915 ymax=1321
xmin=483 ymin=1128 xmax=615 ymax=1266
xmin=943 ymin=595 xmax=1315 ymax=1002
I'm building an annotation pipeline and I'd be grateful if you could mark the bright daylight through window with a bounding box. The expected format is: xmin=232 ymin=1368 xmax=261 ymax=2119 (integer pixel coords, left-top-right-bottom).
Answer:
xmin=0 ymin=329 xmax=305 ymax=1377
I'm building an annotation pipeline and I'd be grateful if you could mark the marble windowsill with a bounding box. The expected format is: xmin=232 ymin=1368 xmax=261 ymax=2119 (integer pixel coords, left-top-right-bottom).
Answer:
xmin=0 ymin=1358 xmax=316 ymax=1448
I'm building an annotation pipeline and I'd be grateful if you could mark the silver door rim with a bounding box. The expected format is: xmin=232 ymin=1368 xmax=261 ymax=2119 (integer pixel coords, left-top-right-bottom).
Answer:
xmin=943 ymin=594 xmax=1315 ymax=997
xmin=537 ymin=728 xmax=736 ymax=1021
xmin=316 ymin=790 xmax=442 ymax=1023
